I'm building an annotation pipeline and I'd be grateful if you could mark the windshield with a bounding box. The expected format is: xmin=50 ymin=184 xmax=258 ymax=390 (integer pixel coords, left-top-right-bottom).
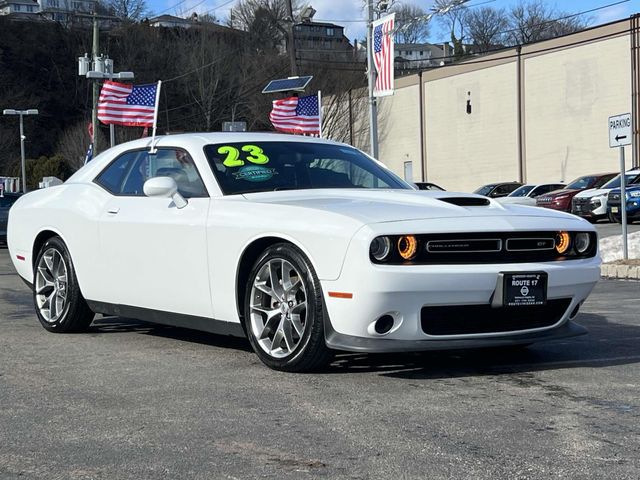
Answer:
xmin=508 ymin=185 xmax=535 ymax=197
xmin=566 ymin=176 xmax=597 ymax=190
xmin=474 ymin=185 xmax=495 ymax=196
xmin=204 ymin=142 xmax=410 ymax=195
xmin=602 ymin=174 xmax=639 ymax=189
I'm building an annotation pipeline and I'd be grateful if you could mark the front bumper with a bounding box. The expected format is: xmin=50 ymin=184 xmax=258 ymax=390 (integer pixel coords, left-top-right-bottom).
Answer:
xmin=572 ymin=198 xmax=606 ymax=218
xmin=325 ymin=318 xmax=587 ymax=353
xmin=608 ymin=201 xmax=640 ymax=219
xmin=321 ymin=226 xmax=600 ymax=352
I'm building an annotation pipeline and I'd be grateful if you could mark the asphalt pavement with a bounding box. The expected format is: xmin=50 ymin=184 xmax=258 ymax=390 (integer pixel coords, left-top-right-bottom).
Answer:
xmin=595 ymin=222 xmax=640 ymax=239
xmin=0 ymin=249 xmax=639 ymax=479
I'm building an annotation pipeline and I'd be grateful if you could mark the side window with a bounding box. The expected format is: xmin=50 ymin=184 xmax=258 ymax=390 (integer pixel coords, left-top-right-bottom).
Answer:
xmin=96 ymin=148 xmax=207 ymax=198
xmin=95 ymin=150 xmax=141 ymax=194
xmin=529 ymin=186 xmax=543 ymax=197
xmin=308 ymin=158 xmax=391 ymax=188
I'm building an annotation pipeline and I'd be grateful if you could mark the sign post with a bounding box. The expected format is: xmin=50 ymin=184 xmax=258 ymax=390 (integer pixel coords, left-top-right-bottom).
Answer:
xmin=608 ymin=113 xmax=632 ymax=260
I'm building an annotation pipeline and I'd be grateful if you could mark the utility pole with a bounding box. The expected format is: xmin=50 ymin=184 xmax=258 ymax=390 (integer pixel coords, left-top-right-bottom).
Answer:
xmin=77 ymin=11 xmax=126 ymax=154
xmin=92 ymin=12 xmax=100 ymax=154
xmin=366 ymin=0 xmax=379 ymax=159
xmin=285 ymin=0 xmax=298 ymax=76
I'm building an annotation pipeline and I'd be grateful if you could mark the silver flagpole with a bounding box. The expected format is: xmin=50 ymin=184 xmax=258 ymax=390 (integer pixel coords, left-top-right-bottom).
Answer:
xmin=150 ymin=80 xmax=162 ymax=153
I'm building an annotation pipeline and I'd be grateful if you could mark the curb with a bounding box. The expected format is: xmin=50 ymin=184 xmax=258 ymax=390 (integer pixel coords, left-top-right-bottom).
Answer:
xmin=601 ymin=263 xmax=640 ymax=280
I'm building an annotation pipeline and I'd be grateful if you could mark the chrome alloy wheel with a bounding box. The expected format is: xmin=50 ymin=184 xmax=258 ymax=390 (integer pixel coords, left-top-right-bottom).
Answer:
xmin=35 ymin=248 xmax=69 ymax=323
xmin=249 ymin=259 xmax=307 ymax=358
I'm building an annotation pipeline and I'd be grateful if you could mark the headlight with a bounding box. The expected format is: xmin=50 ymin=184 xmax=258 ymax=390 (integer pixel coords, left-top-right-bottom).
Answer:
xmin=370 ymin=236 xmax=391 ymax=261
xmin=555 ymin=231 xmax=571 ymax=254
xmin=574 ymin=232 xmax=591 ymax=253
xmin=590 ymin=197 xmax=602 ymax=205
xmin=397 ymin=235 xmax=418 ymax=260
xmin=630 ymin=191 xmax=640 ymax=198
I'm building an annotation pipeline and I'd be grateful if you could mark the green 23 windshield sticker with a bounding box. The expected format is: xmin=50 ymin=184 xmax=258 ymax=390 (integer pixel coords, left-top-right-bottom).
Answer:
xmin=218 ymin=145 xmax=269 ymax=167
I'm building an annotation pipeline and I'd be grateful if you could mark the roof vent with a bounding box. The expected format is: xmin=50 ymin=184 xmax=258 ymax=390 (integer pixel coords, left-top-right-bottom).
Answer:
xmin=438 ymin=197 xmax=490 ymax=207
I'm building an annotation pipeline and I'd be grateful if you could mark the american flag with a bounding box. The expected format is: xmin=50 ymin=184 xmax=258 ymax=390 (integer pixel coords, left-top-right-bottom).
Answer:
xmin=372 ymin=13 xmax=395 ymax=97
xmin=269 ymin=94 xmax=321 ymax=135
xmin=98 ymin=81 xmax=158 ymax=127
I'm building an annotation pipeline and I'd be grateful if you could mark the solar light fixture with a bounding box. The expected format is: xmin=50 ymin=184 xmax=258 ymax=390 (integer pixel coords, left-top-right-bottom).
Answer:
xmin=262 ymin=76 xmax=313 ymax=94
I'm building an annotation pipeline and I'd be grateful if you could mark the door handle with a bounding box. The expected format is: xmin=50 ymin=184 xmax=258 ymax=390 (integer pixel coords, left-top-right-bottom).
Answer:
xmin=107 ymin=207 xmax=120 ymax=214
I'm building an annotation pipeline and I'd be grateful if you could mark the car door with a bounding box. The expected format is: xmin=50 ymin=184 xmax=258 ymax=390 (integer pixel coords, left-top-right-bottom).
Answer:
xmin=94 ymin=147 xmax=213 ymax=318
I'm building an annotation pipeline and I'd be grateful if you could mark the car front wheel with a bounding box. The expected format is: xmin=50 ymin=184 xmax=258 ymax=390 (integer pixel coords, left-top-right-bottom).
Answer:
xmin=34 ymin=236 xmax=94 ymax=333
xmin=244 ymin=243 xmax=332 ymax=372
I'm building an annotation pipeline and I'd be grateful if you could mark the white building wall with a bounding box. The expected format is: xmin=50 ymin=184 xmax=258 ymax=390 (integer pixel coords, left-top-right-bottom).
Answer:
xmin=423 ymin=62 xmax=520 ymax=192
xmin=524 ymin=34 xmax=632 ymax=183
xmin=377 ymin=83 xmax=422 ymax=182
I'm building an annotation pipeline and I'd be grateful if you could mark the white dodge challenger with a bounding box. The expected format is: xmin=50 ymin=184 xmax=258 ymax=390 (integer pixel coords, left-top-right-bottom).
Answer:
xmin=7 ymin=133 xmax=601 ymax=371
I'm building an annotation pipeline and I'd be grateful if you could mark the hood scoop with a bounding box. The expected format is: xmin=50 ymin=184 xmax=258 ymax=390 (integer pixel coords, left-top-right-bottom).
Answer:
xmin=437 ymin=197 xmax=490 ymax=207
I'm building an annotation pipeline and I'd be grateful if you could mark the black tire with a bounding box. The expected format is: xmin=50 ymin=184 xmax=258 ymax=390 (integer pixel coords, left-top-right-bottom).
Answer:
xmin=33 ymin=236 xmax=94 ymax=333
xmin=243 ymin=243 xmax=332 ymax=372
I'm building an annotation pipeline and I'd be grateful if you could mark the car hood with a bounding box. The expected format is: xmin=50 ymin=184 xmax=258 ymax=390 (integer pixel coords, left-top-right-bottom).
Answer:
xmin=610 ymin=184 xmax=640 ymax=194
xmin=242 ymin=189 xmax=575 ymax=225
xmin=544 ymin=188 xmax=580 ymax=198
xmin=575 ymin=187 xmax=611 ymax=199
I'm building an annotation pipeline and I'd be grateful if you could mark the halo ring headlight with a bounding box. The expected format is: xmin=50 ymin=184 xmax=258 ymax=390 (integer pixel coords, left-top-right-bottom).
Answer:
xmin=370 ymin=236 xmax=392 ymax=261
xmin=555 ymin=231 xmax=571 ymax=254
xmin=574 ymin=232 xmax=591 ymax=254
xmin=397 ymin=235 xmax=418 ymax=261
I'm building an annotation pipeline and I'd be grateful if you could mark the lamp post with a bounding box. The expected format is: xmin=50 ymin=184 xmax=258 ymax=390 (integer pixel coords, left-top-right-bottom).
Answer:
xmin=2 ymin=109 xmax=39 ymax=193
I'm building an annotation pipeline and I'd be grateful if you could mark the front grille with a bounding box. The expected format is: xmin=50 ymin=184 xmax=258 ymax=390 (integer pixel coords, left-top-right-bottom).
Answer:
xmin=372 ymin=231 xmax=597 ymax=265
xmin=572 ymin=197 xmax=594 ymax=214
xmin=421 ymin=299 xmax=572 ymax=335
xmin=536 ymin=196 xmax=552 ymax=205
xmin=608 ymin=193 xmax=621 ymax=204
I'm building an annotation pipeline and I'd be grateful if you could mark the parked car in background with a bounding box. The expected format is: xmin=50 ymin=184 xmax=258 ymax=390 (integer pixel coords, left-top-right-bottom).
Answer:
xmin=536 ymin=173 xmax=616 ymax=212
xmin=496 ymin=183 xmax=566 ymax=206
xmin=414 ymin=182 xmax=445 ymax=191
xmin=1 ymin=193 xmax=22 ymax=244
xmin=607 ymin=174 xmax=640 ymax=223
xmin=473 ymin=182 xmax=523 ymax=198
xmin=572 ymin=169 xmax=640 ymax=222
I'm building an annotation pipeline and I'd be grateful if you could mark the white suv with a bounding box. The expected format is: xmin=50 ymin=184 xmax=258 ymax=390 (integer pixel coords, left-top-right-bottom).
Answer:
xmin=572 ymin=169 xmax=640 ymax=222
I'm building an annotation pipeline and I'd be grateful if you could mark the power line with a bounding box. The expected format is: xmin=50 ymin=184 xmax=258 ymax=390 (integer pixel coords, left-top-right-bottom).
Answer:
xmin=312 ymin=0 xmax=497 ymax=23
xmin=415 ymin=0 xmax=630 ymax=47
xmin=165 ymin=65 xmax=289 ymax=127
xmin=397 ymin=0 xmax=630 ymax=62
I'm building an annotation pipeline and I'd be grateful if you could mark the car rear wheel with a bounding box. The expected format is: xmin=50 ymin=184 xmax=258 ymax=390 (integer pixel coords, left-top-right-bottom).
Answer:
xmin=34 ymin=236 xmax=94 ymax=333
xmin=244 ymin=243 xmax=332 ymax=372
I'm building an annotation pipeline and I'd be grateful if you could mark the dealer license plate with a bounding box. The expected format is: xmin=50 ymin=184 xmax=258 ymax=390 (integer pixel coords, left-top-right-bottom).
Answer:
xmin=611 ymin=207 xmax=619 ymax=213
xmin=503 ymin=273 xmax=547 ymax=307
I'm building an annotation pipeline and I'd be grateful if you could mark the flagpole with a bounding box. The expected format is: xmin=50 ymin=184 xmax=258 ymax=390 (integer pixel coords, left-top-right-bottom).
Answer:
xmin=317 ymin=90 xmax=323 ymax=138
xmin=150 ymin=80 xmax=162 ymax=153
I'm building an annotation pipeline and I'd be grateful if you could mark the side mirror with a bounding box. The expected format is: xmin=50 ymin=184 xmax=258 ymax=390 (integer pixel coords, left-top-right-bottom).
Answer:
xmin=143 ymin=176 xmax=188 ymax=209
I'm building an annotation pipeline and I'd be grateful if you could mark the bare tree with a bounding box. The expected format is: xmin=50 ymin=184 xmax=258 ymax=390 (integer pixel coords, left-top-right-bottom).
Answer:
xmin=465 ymin=6 xmax=508 ymax=53
xmin=506 ymin=0 xmax=588 ymax=45
xmin=434 ymin=0 xmax=468 ymax=58
xmin=55 ymin=120 xmax=106 ymax=171
xmin=104 ymin=0 xmax=148 ymax=21
xmin=392 ymin=4 xmax=430 ymax=44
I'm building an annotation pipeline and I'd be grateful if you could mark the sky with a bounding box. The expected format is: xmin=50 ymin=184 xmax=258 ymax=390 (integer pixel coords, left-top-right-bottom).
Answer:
xmin=149 ymin=0 xmax=640 ymax=43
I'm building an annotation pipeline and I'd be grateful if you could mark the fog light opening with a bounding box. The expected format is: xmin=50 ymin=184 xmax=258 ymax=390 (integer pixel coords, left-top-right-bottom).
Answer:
xmin=569 ymin=303 xmax=581 ymax=319
xmin=374 ymin=315 xmax=395 ymax=335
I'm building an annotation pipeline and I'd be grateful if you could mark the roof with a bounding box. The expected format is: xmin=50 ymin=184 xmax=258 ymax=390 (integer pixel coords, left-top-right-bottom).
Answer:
xmin=0 ymin=0 xmax=38 ymax=5
xmin=68 ymin=132 xmax=346 ymax=184
xmin=148 ymin=14 xmax=190 ymax=24
xmin=295 ymin=21 xmax=343 ymax=29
